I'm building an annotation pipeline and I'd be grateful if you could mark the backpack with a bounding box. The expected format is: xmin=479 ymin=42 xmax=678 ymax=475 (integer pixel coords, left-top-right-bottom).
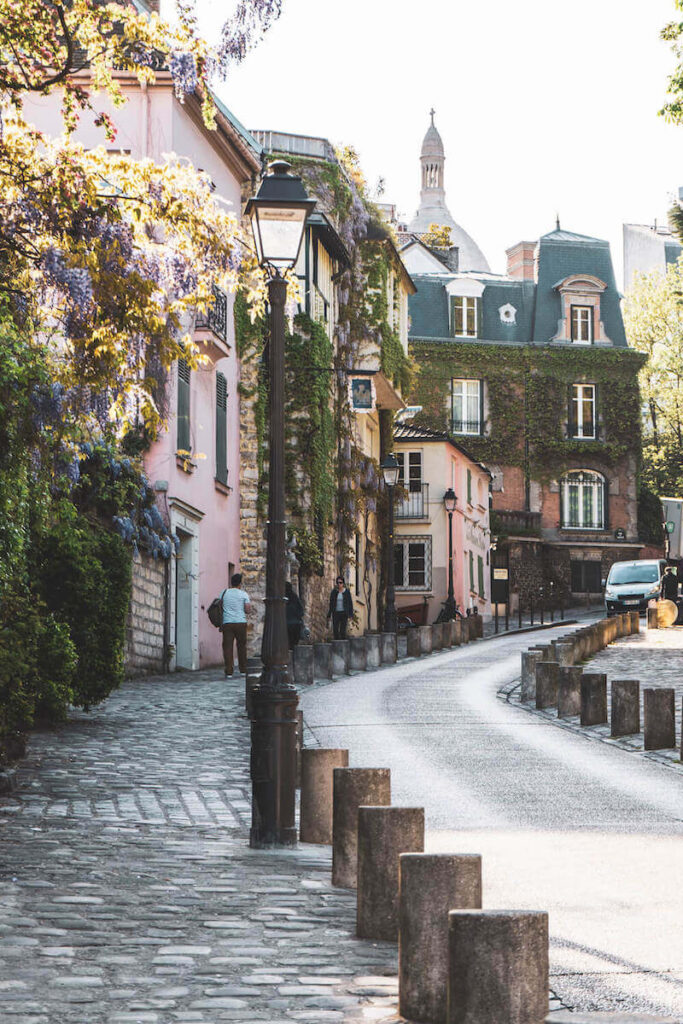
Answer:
xmin=208 ymin=589 xmax=226 ymax=628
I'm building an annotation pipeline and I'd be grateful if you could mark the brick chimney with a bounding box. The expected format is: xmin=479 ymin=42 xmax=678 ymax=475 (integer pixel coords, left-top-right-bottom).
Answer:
xmin=506 ymin=240 xmax=537 ymax=281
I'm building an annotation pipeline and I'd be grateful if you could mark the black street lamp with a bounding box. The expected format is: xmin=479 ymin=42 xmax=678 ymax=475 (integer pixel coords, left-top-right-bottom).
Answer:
xmin=381 ymin=453 xmax=400 ymax=634
xmin=245 ymin=160 xmax=315 ymax=848
xmin=443 ymin=487 xmax=457 ymax=619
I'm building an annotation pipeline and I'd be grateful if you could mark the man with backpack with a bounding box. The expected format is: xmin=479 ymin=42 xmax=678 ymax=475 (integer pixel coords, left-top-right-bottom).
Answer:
xmin=219 ymin=573 xmax=251 ymax=678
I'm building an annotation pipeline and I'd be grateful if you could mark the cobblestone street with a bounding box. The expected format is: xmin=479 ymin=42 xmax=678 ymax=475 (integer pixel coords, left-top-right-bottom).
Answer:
xmin=0 ymin=670 xmax=398 ymax=1024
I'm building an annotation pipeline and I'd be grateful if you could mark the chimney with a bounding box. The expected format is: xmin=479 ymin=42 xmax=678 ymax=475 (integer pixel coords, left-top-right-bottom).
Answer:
xmin=506 ymin=240 xmax=537 ymax=281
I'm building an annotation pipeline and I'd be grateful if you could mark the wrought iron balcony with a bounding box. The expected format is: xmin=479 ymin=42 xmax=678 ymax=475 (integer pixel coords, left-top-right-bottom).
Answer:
xmin=491 ymin=509 xmax=542 ymax=536
xmin=196 ymin=287 xmax=228 ymax=342
xmin=451 ymin=419 xmax=482 ymax=435
xmin=396 ymin=484 xmax=429 ymax=519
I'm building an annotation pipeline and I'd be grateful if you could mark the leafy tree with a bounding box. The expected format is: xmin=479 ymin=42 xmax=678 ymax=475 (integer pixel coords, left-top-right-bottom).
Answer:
xmin=661 ymin=1 xmax=683 ymax=124
xmin=422 ymin=223 xmax=453 ymax=248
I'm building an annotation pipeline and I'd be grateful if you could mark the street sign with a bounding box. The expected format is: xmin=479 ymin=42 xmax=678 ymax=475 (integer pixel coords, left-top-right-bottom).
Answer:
xmin=493 ymin=568 xmax=509 ymax=580
xmin=665 ymin=521 xmax=676 ymax=534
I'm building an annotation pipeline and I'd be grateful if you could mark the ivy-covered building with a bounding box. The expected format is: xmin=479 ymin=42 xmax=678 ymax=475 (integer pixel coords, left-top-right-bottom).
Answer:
xmin=403 ymin=176 xmax=646 ymax=604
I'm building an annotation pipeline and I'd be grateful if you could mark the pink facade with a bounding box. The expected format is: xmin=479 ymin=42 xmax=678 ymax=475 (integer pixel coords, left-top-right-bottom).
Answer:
xmin=25 ymin=75 xmax=261 ymax=669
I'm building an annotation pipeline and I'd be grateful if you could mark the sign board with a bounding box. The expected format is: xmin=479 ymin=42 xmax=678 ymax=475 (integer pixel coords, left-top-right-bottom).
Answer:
xmin=349 ymin=376 xmax=375 ymax=412
xmin=493 ymin=568 xmax=509 ymax=581
xmin=614 ymin=528 xmax=625 ymax=540
xmin=665 ymin=521 xmax=676 ymax=534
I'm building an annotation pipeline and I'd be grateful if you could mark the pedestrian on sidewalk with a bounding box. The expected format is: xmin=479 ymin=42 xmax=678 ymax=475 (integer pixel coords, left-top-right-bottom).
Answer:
xmin=221 ymin=573 xmax=251 ymax=678
xmin=327 ymin=575 xmax=353 ymax=639
xmin=661 ymin=566 xmax=679 ymax=601
xmin=285 ymin=581 xmax=304 ymax=649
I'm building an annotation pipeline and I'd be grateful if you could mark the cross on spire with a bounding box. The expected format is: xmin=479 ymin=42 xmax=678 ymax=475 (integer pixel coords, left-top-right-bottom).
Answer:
xmin=430 ymin=107 xmax=435 ymax=124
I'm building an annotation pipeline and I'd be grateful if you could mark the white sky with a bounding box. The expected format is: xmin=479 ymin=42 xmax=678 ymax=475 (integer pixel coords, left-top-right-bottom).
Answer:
xmin=197 ymin=0 xmax=682 ymax=287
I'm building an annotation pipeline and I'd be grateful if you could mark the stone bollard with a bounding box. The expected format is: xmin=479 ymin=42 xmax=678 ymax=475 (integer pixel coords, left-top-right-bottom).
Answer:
xmin=292 ymin=644 xmax=315 ymax=685
xmin=644 ymin=688 xmax=676 ymax=750
xmin=443 ymin=620 xmax=455 ymax=647
xmin=365 ymin=634 xmax=382 ymax=670
xmin=419 ymin=625 xmax=433 ymax=654
xmin=381 ymin=632 xmax=398 ymax=664
xmin=399 ymin=853 xmax=482 ymax=1024
xmin=629 ymin=610 xmax=640 ymax=634
xmin=535 ymin=661 xmax=560 ymax=710
xmin=349 ymin=636 xmax=367 ymax=672
xmin=397 ymin=632 xmax=408 ymax=660
xmin=245 ymin=671 xmax=259 ymax=717
xmin=546 ymin=1013 xmax=676 ymax=1023
xmin=521 ymin=650 xmax=544 ymax=703
xmin=647 ymin=605 xmax=659 ymax=629
xmin=473 ymin=614 xmax=483 ymax=638
xmin=331 ymin=639 xmax=350 ymax=676
xmin=452 ymin=619 xmax=462 ymax=646
xmin=533 ymin=643 xmax=556 ymax=662
xmin=611 ymin=680 xmax=640 ymax=737
xmin=580 ymin=673 xmax=608 ymax=726
xmin=448 ymin=910 xmax=548 ymax=1024
xmin=558 ymin=667 xmax=582 ymax=718
xmin=407 ymin=627 xmax=422 ymax=658
xmin=554 ymin=641 xmax=575 ymax=667
xmin=295 ymin=710 xmax=304 ymax=788
xmin=357 ymin=805 xmax=424 ymax=941
xmin=313 ymin=642 xmax=332 ymax=680
xmin=332 ymin=768 xmax=391 ymax=888
xmin=432 ymin=622 xmax=444 ymax=651
xmin=300 ymin=748 xmax=349 ymax=844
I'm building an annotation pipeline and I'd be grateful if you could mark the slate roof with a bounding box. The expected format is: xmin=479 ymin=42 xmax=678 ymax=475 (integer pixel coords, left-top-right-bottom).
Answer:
xmin=394 ymin=424 xmax=491 ymax=475
xmin=408 ymin=226 xmax=628 ymax=348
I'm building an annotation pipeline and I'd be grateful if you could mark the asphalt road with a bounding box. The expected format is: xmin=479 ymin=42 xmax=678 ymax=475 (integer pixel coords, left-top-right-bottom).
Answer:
xmin=301 ymin=626 xmax=683 ymax=1019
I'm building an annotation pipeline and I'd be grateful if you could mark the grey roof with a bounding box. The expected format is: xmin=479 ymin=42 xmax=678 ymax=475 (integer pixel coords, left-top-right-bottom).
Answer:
xmin=394 ymin=424 xmax=491 ymax=475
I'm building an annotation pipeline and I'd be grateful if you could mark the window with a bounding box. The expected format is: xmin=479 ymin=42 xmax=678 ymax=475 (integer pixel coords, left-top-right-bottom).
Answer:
xmin=570 ymin=384 xmax=596 ymax=439
xmin=477 ymin=555 xmax=484 ymax=596
xmin=215 ymin=372 xmax=228 ymax=485
xmin=451 ymin=296 xmax=479 ymax=337
xmin=466 ymin=469 xmax=472 ymax=504
xmin=451 ymin=378 xmax=482 ymax=434
xmin=177 ymin=358 xmax=191 ymax=453
xmin=395 ymin=536 xmax=432 ymax=591
xmin=397 ymin=452 xmax=423 ymax=492
xmin=571 ymin=305 xmax=593 ymax=344
xmin=570 ymin=560 xmax=602 ymax=594
xmin=560 ymin=470 xmax=605 ymax=529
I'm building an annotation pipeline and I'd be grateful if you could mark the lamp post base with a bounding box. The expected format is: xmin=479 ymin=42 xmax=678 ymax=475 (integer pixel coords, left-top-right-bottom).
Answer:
xmin=250 ymin=682 xmax=299 ymax=848
xmin=443 ymin=597 xmax=458 ymax=620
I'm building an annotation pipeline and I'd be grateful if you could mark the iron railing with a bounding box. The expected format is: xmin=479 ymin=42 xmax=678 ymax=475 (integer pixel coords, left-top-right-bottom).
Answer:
xmin=491 ymin=509 xmax=542 ymax=536
xmin=451 ymin=419 xmax=482 ymax=435
xmin=396 ymin=484 xmax=429 ymax=519
xmin=196 ymin=287 xmax=228 ymax=342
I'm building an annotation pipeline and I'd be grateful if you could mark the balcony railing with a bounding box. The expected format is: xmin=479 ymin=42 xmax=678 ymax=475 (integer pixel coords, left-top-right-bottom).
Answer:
xmin=196 ymin=287 xmax=228 ymax=342
xmin=452 ymin=419 xmax=482 ymax=435
xmin=396 ymin=484 xmax=429 ymax=519
xmin=491 ymin=509 xmax=542 ymax=536
xmin=566 ymin=422 xmax=602 ymax=440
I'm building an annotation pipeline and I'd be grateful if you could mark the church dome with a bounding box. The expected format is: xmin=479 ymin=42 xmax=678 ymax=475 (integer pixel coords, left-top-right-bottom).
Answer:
xmin=421 ymin=111 xmax=444 ymax=159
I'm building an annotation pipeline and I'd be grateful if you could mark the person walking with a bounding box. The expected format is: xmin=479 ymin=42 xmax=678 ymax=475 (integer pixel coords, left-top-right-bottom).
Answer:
xmin=285 ymin=581 xmax=304 ymax=650
xmin=661 ymin=566 xmax=679 ymax=601
xmin=221 ymin=573 xmax=251 ymax=678
xmin=327 ymin=575 xmax=353 ymax=640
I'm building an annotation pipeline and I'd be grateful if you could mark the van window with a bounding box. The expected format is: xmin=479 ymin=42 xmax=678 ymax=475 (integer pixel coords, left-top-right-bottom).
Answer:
xmin=608 ymin=563 xmax=659 ymax=585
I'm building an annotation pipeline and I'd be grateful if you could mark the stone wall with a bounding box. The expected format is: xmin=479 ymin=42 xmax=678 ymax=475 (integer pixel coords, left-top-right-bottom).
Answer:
xmin=125 ymin=553 xmax=166 ymax=676
xmin=238 ymin=356 xmax=267 ymax=658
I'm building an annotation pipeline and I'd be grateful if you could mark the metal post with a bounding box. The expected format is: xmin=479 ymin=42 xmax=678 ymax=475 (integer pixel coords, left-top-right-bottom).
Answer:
xmin=560 ymin=597 xmax=564 ymax=621
xmin=518 ymin=593 xmax=522 ymax=629
xmin=494 ymin=602 xmax=499 ymax=633
xmin=505 ymin=602 xmax=509 ymax=631
xmin=250 ymin=275 xmax=299 ymax=848
xmin=540 ymin=588 xmax=544 ymax=625
xmin=384 ymin=483 xmax=397 ymax=633
xmin=530 ymin=595 xmax=534 ymax=625
xmin=444 ymin=509 xmax=456 ymax=620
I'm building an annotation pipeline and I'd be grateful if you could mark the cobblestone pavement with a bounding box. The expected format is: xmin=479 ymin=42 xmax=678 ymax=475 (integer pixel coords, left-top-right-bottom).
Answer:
xmin=0 ymin=668 xmax=400 ymax=1024
xmin=500 ymin=623 xmax=683 ymax=772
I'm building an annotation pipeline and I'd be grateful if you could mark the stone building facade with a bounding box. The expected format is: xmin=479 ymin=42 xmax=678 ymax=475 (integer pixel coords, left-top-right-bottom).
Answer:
xmin=124 ymin=556 xmax=167 ymax=676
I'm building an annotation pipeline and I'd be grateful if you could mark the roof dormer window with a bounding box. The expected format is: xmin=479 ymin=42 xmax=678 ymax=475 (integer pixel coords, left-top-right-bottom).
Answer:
xmin=451 ymin=296 xmax=479 ymax=338
xmin=571 ymin=305 xmax=593 ymax=344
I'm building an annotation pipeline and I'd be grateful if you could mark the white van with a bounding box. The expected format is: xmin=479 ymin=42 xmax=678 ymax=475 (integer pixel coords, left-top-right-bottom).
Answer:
xmin=604 ymin=559 xmax=668 ymax=615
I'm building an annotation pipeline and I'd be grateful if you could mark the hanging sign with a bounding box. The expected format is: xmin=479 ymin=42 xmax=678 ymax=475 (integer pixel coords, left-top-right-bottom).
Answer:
xmin=349 ymin=376 xmax=376 ymax=412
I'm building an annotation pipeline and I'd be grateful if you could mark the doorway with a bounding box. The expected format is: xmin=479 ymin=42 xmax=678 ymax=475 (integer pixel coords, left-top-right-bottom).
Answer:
xmin=175 ymin=529 xmax=194 ymax=669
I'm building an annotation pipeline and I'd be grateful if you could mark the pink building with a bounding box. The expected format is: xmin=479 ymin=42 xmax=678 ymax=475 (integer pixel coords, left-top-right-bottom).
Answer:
xmin=24 ymin=71 xmax=262 ymax=671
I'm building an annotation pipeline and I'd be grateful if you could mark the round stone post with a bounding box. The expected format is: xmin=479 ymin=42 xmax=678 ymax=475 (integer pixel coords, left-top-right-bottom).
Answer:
xmin=331 ymin=639 xmax=350 ymax=675
xmin=535 ymin=661 xmax=559 ymax=710
xmin=399 ymin=853 xmax=482 ymax=1024
xmin=647 ymin=605 xmax=658 ymax=630
xmin=366 ymin=634 xmax=381 ymax=669
xmin=332 ymin=768 xmax=391 ymax=888
xmin=349 ymin=636 xmax=367 ymax=672
xmin=447 ymin=910 xmax=548 ymax=1024
xmin=419 ymin=625 xmax=433 ymax=654
xmin=300 ymin=748 xmax=349 ymax=844
xmin=644 ymin=688 xmax=676 ymax=750
xmin=554 ymin=641 xmax=575 ymax=667
xmin=629 ymin=610 xmax=640 ymax=633
xmin=558 ymin=666 xmax=582 ymax=718
xmin=611 ymin=680 xmax=640 ymax=737
xmin=580 ymin=673 xmax=608 ymax=726
xmin=432 ymin=622 xmax=444 ymax=650
xmin=521 ymin=650 xmax=543 ymax=703
xmin=313 ymin=642 xmax=332 ymax=680
xmin=381 ymin=632 xmax=398 ymax=664
xmin=292 ymin=645 xmax=314 ymax=685
xmin=407 ymin=627 xmax=422 ymax=657
xmin=357 ymin=806 xmax=425 ymax=941
xmin=453 ymin=619 xmax=462 ymax=645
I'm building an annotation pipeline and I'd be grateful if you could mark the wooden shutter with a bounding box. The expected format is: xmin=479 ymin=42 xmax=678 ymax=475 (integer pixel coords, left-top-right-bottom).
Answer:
xmin=215 ymin=372 xmax=228 ymax=485
xmin=177 ymin=358 xmax=191 ymax=453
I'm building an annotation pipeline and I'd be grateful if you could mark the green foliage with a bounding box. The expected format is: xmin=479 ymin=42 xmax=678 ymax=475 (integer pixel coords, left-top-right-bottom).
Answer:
xmin=422 ymin=224 xmax=453 ymax=248
xmin=638 ymin=486 xmax=665 ymax=545
xmin=661 ymin=2 xmax=683 ymax=124
xmin=363 ymin=246 xmax=414 ymax=395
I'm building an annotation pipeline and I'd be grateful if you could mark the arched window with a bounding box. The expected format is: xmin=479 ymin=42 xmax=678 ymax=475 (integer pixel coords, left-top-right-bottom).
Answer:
xmin=560 ymin=470 xmax=605 ymax=529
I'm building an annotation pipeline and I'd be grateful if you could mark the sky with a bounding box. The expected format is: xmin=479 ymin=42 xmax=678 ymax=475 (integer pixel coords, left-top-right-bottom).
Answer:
xmin=197 ymin=0 xmax=682 ymax=287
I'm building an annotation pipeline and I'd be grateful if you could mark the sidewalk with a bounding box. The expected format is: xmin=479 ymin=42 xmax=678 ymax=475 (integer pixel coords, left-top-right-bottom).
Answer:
xmin=0 ymin=669 xmax=399 ymax=1024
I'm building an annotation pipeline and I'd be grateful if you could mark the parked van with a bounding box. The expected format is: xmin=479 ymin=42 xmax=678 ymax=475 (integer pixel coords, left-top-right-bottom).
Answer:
xmin=604 ymin=559 xmax=668 ymax=615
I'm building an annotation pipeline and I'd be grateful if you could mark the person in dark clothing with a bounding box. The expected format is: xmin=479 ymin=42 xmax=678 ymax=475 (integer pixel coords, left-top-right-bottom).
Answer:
xmin=285 ymin=581 xmax=304 ymax=649
xmin=661 ymin=566 xmax=679 ymax=601
xmin=327 ymin=575 xmax=353 ymax=639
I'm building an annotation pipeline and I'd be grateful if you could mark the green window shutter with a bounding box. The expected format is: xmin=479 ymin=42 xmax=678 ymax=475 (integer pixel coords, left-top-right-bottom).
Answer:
xmin=215 ymin=371 xmax=228 ymax=485
xmin=477 ymin=555 xmax=484 ymax=596
xmin=177 ymin=358 xmax=191 ymax=453
xmin=467 ymin=468 xmax=472 ymax=504
xmin=476 ymin=297 xmax=482 ymax=338
xmin=593 ymin=383 xmax=600 ymax=439
xmin=469 ymin=550 xmax=474 ymax=590
xmin=568 ymin=384 xmax=575 ymax=437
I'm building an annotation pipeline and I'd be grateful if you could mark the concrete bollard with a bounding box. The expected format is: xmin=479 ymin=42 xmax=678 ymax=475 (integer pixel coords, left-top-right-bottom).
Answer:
xmin=554 ymin=641 xmax=575 ymax=667
xmin=313 ymin=642 xmax=333 ymax=680
xmin=331 ymin=639 xmax=350 ymax=676
xmin=629 ymin=610 xmax=640 ymax=634
xmin=535 ymin=661 xmax=559 ymax=710
xmin=292 ymin=644 xmax=315 ymax=685
xmin=245 ymin=671 xmax=259 ymax=717
xmin=452 ymin=619 xmax=462 ymax=646
xmin=349 ymin=636 xmax=367 ymax=672
xmin=647 ymin=605 xmax=659 ymax=629
xmin=357 ymin=805 xmax=424 ymax=941
xmin=399 ymin=853 xmax=482 ymax=1024
xmin=419 ymin=625 xmax=433 ymax=654
xmin=580 ymin=673 xmax=608 ymax=726
xmin=558 ymin=666 xmax=582 ymax=718
xmin=300 ymin=748 xmax=349 ymax=843
xmin=473 ymin=614 xmax=483 ymax=638
xmin=611 ymin=680 xmax=640 ymax=737
xmin=431 ymin=622 xmax=444 ymax=651
xmin=332 ymin=768 xmax=391 ymax=888
xmin=397 ymin=632 xmax=408 ymax=660
xmin=407 ymin=627 xmax=422 ymax=658
xmin=381 ymin=632 xmax=397 ymax=664
xmin=448 ymin=910 xmax=548 ymax=1024
xmin=295 ymin=710 xmax=304 ymax=788
xmin=546 ymin=1013 xmax=676 ymax=1023
xmin=521 ymin=650 xmax=543 ymax=703
xmin=365 ymin=634 xmax=381 ymax=670
xmin=443 ymin=619 xmax=455 ymax=647
xmin=644 ymin=688 xmax=676 ymax=750
xmin=533 ymin=643 xmax=556 ymax=662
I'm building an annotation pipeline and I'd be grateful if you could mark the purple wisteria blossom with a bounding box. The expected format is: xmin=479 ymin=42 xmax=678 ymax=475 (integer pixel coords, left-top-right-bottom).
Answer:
xmin=215 ymin=0 xmax=282 ymax=73
xmin=42 ymin=247 xmax=93 ymax=312
xmin=169 ymin=51 xmax=198 ymax=97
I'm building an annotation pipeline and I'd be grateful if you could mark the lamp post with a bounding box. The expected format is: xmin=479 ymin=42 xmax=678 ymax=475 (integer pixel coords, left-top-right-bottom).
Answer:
xmin=245 ymin=160 xmax=315 ymax=848
xmin=381 ymin=453 xmax=400 ymax=634
xmin=443 ymin=487 xmax=457 ymax=619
